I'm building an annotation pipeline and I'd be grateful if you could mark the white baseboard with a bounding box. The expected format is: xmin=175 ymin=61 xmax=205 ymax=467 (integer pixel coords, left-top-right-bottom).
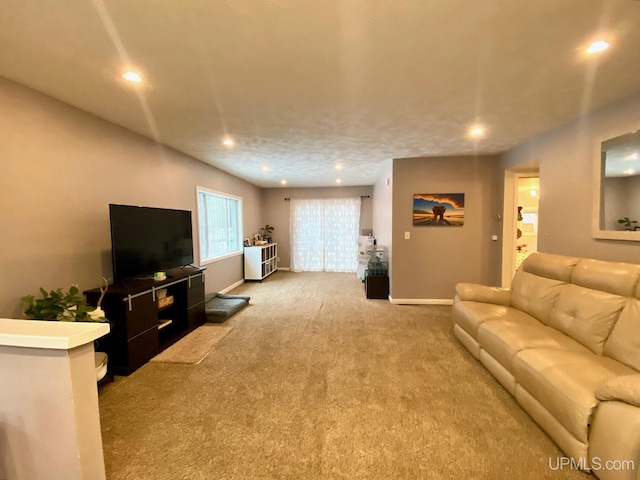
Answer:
xmin=220 ymin=279 xmax=244 ymax=294
xmin=277 ymin=267 xmax=290 ymax=271
xmin=389 ymin=297 xmax=454 ymax=305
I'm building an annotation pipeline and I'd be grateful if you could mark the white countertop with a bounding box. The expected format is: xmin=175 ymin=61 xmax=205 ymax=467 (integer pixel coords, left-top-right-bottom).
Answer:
xmin=0 ymin=318 xmax=110 ymax=350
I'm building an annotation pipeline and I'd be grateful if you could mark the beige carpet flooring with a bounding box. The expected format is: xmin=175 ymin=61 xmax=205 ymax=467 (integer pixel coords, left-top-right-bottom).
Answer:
xmin=98 ymin=271 xmax=591 ymax=480
xmin=149 ymin=325 xmax=234 ymax=365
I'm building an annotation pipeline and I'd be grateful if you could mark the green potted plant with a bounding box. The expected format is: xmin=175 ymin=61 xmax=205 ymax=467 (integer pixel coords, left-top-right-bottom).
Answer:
xmin=22 ymin=283 xmax=110 ymax=382
xmin=260 ymin=224 xmax=275 ymax=243
xmin=22 ymin=284 xmax=107 ymax=322
xmin=618 ymin=217 xmax=638 ymax=231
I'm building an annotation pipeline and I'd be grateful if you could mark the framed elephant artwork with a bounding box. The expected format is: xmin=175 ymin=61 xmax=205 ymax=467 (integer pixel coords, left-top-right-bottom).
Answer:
xmin=412 ymin=193 xmax=465 ymax=226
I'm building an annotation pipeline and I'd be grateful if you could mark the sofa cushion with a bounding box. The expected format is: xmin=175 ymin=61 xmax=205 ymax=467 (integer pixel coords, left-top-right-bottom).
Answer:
xmin=452 ymin=298 xmax=512 ymax=340
xmin=546 ymin=284 xmax=627 ymax=354
xmin=520 ymin=252 xmax=581 ymax=282
xmin=595 ymin=374 xmax=640 ymax=408
xmin=455 ymin=283 xmax=511 ymax=305
xmin=478 ymin=316 xmax=590 ymax=371
xmin=603 ymin=300 xmax=640 ymax=371
xmin=571 ymin=258 xmax=640 ymax=298
xmin=512 ymin=348 xmax=635 ymax=443
xmin=510 ymin=271 xmax=566 ymax=324
xmin=510 ymin=253 xmax=580 ymax=323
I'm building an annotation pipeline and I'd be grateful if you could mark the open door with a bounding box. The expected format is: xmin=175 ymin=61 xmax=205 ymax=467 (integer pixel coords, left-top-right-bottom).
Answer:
xmin=501 ymin=170 xmax=539 ymax=287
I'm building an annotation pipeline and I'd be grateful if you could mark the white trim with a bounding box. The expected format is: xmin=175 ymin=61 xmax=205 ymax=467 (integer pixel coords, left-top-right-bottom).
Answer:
xmin=220 ymin=279 xmax=245 ymax=294
xmin=501 ymin=170 xmax=517 ymax=287
xmin=0 ymin=318 xmax=110 ymax=350
xmin=277 ymin=267 xmax=290 ymax=271
xmin=196 ymin=185 xmax=243 ymax=202
xmin=195 ymin=186 xmax=244 ymax=264
xmin=388 ymin=298 xmax=454 ymax=305
xmin=200 ymin=250 xmax=243 ymax=266
xmin=592 ymin=122 xmax=640 ymax=241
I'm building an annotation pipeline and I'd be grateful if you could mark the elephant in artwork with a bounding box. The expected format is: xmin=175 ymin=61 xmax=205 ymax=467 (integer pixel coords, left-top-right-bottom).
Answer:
xmin=432 ymin=205 xmax=447 ymax=221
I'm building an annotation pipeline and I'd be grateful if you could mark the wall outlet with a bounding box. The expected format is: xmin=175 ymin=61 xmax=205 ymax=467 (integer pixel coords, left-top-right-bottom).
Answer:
xmin=404 ymin=231 xmax=411 ymax=240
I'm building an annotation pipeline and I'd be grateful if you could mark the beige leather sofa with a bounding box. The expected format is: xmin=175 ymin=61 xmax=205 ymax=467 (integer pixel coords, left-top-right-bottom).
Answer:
xmin=452 ymin=252 xmax=640 ymax=479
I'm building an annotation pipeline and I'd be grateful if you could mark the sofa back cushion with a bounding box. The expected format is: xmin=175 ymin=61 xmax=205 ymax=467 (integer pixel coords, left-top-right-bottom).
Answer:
xmin=571 ymin=258 xmax=640 ymax=298
xmin=544 ymin=257 xmax=640 ymax=356
xmin=510 ymin=253 xmax=580 ymax=323
xmin=546 ymin=284 xmax=627 ymax=354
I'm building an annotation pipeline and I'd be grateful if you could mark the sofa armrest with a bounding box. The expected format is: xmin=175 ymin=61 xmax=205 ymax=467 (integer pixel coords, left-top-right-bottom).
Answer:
xmin=455 ymin=283 xmax=511 ymax=306
xmin=595 ymin=375 xmax=640 ymax=408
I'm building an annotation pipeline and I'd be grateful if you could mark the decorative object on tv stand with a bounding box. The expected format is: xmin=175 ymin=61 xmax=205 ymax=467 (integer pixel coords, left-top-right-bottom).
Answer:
xmin=22 ymin=279 xmax=110 ymax=383
xmin=412 ymin=193 xmax=465 ymax=226
xmin=22 ymin=279 xmax=108 ymax=323
xmin=260 ymin=224 xmax=275 ymax=243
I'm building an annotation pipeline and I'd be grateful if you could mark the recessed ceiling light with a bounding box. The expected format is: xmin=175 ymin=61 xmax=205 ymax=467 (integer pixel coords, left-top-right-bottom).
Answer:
xmin=122 ymin=71 xmax=143 ymax=83
xmin=222 ymin=137 xmax=235 ymax=147
xmin=261 ymin=165 xmax=269 ymax=172
xmin=624 ymin=168 xmax=635 ymax=175
xmin=585 ymin=40 xmax=610 ymax=54
xmin=335 ymin=162 xmax=344 ymax=171
xmin=336 ymin=178 xmax=342 ymax=184
xmin=626 ymin=152 xmax=639 ymax=161
xmin=468 ymin=125 xmax=486 ymax=138
xmin=530 ymin=188 xmax=538 ymax=197
xmin=280 ymin=179 xmax=287 ymax=185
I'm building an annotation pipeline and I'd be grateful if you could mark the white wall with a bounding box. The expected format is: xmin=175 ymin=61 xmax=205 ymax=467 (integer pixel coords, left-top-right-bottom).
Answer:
xmin=0 ymin=77 xmax=262 ymax=317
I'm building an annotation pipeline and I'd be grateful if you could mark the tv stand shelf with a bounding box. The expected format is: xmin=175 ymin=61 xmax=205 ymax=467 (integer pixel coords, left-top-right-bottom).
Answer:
xmin=85 ymin=266 xmax=206 ymax=376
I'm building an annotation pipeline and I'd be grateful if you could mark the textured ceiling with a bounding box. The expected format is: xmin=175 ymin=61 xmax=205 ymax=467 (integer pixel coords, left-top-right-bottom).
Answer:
xmin=1 ymin=0 xmax=640 ymax=187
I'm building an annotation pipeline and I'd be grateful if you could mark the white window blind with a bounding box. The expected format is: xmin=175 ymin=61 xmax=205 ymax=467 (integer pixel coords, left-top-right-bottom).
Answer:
xmin=196 ymin=187 xmax=242 ymax=263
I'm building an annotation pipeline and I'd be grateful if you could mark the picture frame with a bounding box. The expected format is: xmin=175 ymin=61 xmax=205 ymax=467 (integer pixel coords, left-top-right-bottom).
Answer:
xmin=243 ymin=237 xmax=251 ymax=247
xmin=413 ymin=193 xmax=465 ymax=226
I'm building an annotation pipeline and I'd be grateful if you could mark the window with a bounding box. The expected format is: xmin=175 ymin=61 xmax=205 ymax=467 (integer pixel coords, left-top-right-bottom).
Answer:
xmin=196 ymin=187 xmax=243 ymax=263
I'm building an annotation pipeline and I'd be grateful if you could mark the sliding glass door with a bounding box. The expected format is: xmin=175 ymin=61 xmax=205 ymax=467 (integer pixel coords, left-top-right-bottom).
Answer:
xmin=290 ymin=197 xmax=361 ymax=272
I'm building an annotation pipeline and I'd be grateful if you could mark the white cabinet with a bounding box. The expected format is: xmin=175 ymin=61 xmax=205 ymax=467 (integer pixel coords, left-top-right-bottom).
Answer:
xmin=244 ymin=244 xmax=278 ymax=280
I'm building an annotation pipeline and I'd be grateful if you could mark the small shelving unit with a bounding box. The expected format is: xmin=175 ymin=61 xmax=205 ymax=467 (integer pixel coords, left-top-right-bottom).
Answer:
xmin=365 ymin=245 xmax=389 ymax=300
xmin=244 ymin=243 xmax=278 ymax=281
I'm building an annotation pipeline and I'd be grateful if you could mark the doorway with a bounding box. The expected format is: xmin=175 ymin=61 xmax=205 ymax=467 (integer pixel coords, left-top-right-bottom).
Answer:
xmin=501 ymin=171 xmax=540 ymax=287
xmin=515 ymin=177 xmax=539 ymax=269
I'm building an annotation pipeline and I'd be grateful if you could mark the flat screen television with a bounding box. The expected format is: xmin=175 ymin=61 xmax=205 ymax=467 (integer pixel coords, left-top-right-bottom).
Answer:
xmin=109 ymin=204 xmax=194 ymax=283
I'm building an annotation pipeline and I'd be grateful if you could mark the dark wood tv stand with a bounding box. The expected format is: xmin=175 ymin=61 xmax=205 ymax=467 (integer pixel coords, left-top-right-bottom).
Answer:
xmin=85 ymin=266 xmax=206 ymax=376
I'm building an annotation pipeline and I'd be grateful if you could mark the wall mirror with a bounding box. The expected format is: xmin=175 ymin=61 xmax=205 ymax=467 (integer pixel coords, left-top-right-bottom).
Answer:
xmin=593 ymin=126 xmax=640 ymax=241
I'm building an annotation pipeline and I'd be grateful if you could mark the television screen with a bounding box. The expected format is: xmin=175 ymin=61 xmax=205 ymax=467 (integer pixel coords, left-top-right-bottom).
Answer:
xmin=109 ymin=204 xmax=194 ymax=283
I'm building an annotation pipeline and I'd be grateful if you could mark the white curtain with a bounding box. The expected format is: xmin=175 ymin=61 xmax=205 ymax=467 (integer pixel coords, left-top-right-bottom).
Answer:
xmin=290 ymin=197 xmax=361 ymax=272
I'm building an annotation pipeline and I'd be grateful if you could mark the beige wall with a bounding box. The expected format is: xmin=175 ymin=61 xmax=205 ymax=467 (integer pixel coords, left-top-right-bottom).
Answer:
xmin=391 ymin=155 xmax=502 ymax=300
xmin=0 ymin=77 xmax=262 ymax=317
xmin=501 ymin=90 xmax=640 ymax=263
xmin=260 ymin=186 xmax=373 ymax=268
